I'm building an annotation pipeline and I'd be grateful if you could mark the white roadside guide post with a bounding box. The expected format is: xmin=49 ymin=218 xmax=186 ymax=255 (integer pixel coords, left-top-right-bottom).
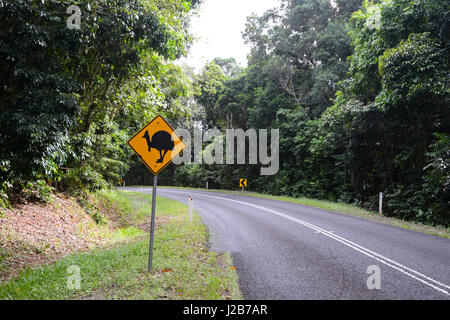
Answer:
xmin=127 ymin=115 xmax=186 ymax=272
xmin=188 ymin=196 xmax=194 ymax=222
xmin=379 ymin=192 xmax=383 ymax=215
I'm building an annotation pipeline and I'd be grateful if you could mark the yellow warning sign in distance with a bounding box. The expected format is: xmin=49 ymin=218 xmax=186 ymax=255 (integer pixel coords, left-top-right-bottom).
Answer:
xmin=127 ymin=115 xmax=186 ymax=175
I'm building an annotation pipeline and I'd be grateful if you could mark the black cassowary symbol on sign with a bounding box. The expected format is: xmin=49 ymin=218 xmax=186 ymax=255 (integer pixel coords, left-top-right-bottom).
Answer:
xmin=142 ymin=130 xmax=175 ymax=163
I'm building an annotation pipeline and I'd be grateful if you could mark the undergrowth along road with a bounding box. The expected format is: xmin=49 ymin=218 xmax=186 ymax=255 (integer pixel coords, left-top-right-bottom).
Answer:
xmin=0 ymin=190 xmax=241 ymax=300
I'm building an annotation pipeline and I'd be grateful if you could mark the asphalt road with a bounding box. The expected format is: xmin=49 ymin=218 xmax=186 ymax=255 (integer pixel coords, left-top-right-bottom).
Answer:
xmin=123 ymin=187 xmax=450 ymax=300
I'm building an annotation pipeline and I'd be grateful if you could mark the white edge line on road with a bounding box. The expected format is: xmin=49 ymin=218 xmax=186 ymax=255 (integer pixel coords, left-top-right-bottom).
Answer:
xmin=159 ymin=188 xmax=450 ymax=297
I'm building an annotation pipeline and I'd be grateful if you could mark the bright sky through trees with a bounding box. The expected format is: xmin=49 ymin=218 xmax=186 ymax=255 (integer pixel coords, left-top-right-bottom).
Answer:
xmin=178 ymin=0 xmax=280 ymax=70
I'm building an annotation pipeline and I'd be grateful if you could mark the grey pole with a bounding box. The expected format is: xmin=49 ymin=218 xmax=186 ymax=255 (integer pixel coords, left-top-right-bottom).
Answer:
xmin=148 ymin=174 xmax=158 ymax=272
xmin=379 ymin=192 xmax=383 ymax=215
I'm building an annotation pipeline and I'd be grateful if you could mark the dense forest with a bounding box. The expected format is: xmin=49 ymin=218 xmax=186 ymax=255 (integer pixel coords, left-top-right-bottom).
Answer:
xmin=1 ymin=0 xmax=449 ymax=227
xmin=1 ymin=1 xmax=199 ymax=199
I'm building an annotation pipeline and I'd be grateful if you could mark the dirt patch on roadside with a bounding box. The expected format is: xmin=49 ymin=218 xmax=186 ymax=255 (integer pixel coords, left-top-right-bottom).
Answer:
xmin=0 ymin=194 xmax=110 ymax=282
xmin=138 ymin=215 xmax=172 ymax=233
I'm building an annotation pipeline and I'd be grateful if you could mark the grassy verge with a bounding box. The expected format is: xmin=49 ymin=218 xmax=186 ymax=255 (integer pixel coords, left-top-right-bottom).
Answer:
xmin=156 ymin=186 xmax=450 ymax=239
xmin=0 ymin=191 xmax=242 ymax=300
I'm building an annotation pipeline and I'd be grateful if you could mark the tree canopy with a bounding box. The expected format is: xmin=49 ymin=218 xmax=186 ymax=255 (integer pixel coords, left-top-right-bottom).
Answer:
xmin=0 ymin=0 xmax=200 ymax=201
xmin=172 ymin=0 xmax=449 ymax=226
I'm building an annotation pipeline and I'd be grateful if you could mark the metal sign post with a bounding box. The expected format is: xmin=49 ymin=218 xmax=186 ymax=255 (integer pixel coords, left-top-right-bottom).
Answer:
xmin=148 ymin=175 xmax=158 ymax=272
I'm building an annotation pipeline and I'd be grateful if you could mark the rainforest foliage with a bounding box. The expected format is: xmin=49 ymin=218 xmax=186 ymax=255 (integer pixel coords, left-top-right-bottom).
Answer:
xmin=1 ymin=0 xmax=449 ymax=226
xmin=170 ymin=0 xmax=450 ymax=226
xmin=0 ymin=0 xmax=199 ymax=203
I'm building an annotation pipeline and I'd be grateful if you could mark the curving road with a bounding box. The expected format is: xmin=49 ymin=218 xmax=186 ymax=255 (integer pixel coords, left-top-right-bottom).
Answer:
xmin=123 ymin=187 xmax=450 ymax=300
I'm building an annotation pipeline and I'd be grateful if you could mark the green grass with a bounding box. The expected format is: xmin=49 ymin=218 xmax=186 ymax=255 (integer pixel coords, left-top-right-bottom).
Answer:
xmin=0 ymin=191 xmax=242 ymax=300
xmin=0 ymin=248 xmax=10 ymax=276
xmin=156 ymin=186 xmax=450 ymax=239
xmin=98 ymin=189 xmax=187 ymax=225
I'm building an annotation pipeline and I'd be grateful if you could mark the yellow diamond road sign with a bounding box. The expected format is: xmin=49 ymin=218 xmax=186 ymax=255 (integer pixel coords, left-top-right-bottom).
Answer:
xmin=127 ymin=115 xmax=186 ymax=175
